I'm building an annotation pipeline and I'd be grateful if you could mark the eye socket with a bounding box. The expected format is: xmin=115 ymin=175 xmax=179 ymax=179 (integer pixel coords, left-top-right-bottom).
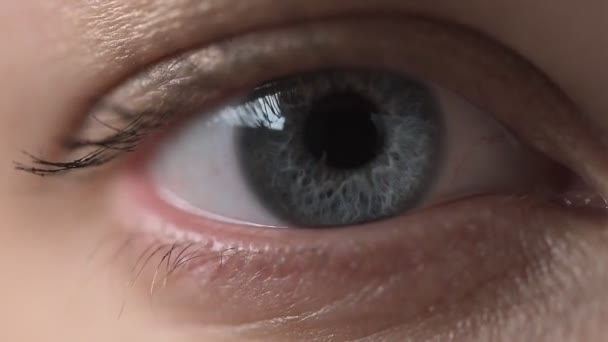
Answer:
xmin=17 ymin=15 xmax=608 ymax=337
xmin=20 ymin=16 xmax=585 ymax=228
xmin=149 ymin=68 xmax=554 ymax=228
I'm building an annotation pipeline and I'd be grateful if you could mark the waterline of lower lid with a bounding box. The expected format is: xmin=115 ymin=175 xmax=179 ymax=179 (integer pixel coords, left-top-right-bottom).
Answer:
xmin=156 ymin=186 xmax=288 ymax=229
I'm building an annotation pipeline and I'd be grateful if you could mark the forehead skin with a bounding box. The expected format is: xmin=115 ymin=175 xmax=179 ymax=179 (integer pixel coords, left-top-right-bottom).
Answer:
xmin=0 ymin=1 xmax=607 ymax=341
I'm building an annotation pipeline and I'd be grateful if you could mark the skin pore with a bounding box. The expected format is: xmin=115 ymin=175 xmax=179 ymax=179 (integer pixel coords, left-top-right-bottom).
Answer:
xmin=1 ymin=0 xmax=608 ymax=341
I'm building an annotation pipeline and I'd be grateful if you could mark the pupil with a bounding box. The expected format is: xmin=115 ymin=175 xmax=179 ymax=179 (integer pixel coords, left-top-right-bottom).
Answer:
xmin=303 ymin=91 xmax=383 ymax=169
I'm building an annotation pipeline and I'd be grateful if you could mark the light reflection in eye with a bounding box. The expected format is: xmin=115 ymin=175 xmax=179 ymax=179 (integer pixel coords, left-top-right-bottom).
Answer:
xmin=208 ymin=96 xmax=286 ymax=131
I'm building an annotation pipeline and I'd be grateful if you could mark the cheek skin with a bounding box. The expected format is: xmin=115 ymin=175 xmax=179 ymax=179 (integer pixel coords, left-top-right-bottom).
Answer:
xmin=472 ymin=227 xmax=608 ymax=342
xmin=0 ymin=189 xmax=158 ymax=341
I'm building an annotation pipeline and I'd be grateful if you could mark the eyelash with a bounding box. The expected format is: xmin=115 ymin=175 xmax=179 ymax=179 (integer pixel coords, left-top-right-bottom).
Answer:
xmin=15 ymin=101 xmax=169 ymax=176
xmin=14 ymin=72 xmax=359 ymax=176
xmin=14 ymin=83 xmax=286 ymax=176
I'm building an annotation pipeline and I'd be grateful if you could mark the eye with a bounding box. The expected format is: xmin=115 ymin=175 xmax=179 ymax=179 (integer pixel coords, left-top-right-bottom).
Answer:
xmin=150 ymin=69 xmax=549 ymax=228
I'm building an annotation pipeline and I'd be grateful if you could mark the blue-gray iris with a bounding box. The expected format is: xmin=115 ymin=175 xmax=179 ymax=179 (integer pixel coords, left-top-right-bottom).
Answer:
xmin=236 ymin=69 xmax=443 ymax=227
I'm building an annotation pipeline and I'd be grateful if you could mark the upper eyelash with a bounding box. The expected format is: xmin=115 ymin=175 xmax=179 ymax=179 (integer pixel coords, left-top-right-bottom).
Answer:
xmin=15 ymin=16 xmax=581 ymax=181
xmin=14 ymin=72 xmax=307 ymax=177
xmin=15 ymin=101 xmax=169 ymax=176
xmin=15 ymin=55 xmax=216 ymax=176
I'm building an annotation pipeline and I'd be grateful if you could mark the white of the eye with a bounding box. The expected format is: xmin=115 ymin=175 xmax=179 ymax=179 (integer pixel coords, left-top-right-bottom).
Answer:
xmin=149 ymin=105 xmax=287 ymax=228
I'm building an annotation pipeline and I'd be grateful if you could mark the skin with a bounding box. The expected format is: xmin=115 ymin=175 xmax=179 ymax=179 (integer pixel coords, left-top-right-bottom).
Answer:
xmin=0 ymin=1 xmax=607 ymax=341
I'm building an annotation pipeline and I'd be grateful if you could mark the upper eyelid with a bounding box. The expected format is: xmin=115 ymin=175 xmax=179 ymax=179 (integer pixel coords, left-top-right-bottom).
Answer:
xmin=72 ymin=0 xmax=605 ymax=152
xmin=105 ymin=16 xmax=562 ymax=137
xmin=107 ymin=17 xmax=496 ymax=110
xmin=20 ymin=16 xmax=608 ymax=196
xmin=116 ymin=17 xmax=608 ymax=197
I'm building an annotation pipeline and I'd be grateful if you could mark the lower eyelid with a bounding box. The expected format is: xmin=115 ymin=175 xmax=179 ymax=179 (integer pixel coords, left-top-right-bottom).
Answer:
xmin=106 ymin=168 xmax=601 ymax=338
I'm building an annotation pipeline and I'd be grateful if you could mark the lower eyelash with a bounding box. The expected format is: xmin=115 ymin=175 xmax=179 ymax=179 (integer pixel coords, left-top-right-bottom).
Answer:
xmin=88 ymin=228 xmax=240 ymax=318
